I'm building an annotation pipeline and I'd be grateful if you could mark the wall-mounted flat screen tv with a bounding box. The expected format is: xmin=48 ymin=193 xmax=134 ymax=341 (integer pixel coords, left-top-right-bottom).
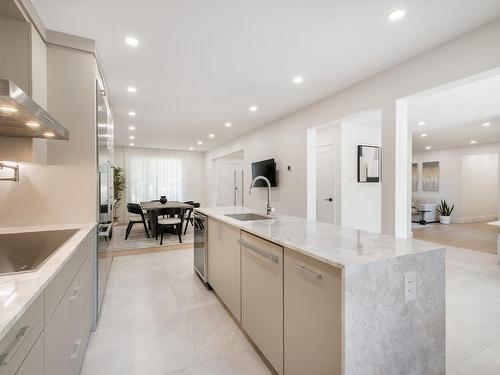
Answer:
xmin=251 ymin=158 xmax=277 ymax=187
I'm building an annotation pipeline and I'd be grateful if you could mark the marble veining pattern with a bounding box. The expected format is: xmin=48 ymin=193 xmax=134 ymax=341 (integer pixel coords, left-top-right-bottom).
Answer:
xmin=197 ymin=206 xmax=443 ymax=269
xmin=0 ymin=223 xmax=95 ymax=342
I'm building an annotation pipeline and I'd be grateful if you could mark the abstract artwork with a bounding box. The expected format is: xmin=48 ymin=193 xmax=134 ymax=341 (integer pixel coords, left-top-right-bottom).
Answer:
xmin=357 ymin=145 xmax=381 ymax=183
xmin=422 ymin=161 xmax=439 ymax=191
xmin=412 ymin=163 xmax=418 ymax=191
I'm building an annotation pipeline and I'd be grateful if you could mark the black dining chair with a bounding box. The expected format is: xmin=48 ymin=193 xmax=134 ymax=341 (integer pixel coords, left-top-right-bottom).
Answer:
xmin=125 ymin=203 xmax=150 ymax=239
xmin=183 ymin=202 xmax=200 ymax=235
xmin=157 ymin=207 xmax=184 ymax=245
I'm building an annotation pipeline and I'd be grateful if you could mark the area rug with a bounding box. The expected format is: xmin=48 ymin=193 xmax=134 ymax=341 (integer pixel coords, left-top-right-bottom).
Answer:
xmin=111 ymin=222 xmax=194 ymax=251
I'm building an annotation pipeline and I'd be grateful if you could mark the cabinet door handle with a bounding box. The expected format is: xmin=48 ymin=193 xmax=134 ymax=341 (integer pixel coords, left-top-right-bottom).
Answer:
xmin=239 ymin=239 xmax=279 ymax=263
xmin=69 ymin=339 xmax=82 ymax=360
xmin=297 ymin=265 xmax=322 ymax=279
xmin=0 ymin=326 xmax=33 ymax=366
xmin=69 ymin=286 xmax=82 ymax=302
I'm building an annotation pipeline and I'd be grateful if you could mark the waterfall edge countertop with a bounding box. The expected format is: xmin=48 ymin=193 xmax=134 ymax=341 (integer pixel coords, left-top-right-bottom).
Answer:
xmin=196 ymin=206 xmax=444 ymax=269
xmin=0 ymin=223 xmax=95 ymax=342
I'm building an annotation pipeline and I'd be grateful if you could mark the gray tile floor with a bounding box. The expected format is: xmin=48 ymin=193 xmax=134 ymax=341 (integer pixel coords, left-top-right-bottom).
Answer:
xmin=82 ymin=245 xmax=500 ymax=375
xmin=81 ymin=248 xmax=270 ymax=375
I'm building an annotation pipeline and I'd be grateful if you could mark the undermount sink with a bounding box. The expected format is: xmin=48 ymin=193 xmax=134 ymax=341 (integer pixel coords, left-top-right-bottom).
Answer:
xmin=0 ymin=229 xmax=78 ymax=275
xmin=225 ymin=213 xmax=272 ymax=221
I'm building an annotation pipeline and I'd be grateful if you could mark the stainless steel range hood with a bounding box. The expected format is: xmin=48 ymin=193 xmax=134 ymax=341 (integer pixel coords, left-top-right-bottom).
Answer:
xmin=0 ymin=79 xmax=69 ymax=140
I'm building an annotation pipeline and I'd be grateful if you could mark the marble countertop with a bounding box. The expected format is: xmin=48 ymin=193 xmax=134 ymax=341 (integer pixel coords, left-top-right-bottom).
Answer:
xmin=196 ymin=207 xmax=443 ymax=269
xmin=0 ymin=223 xmax=95 ymax=342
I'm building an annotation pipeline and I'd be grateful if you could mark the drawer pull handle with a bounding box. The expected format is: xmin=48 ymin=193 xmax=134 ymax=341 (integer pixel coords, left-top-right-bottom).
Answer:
xmin=297 ymin=265 xmax=322 ymax=279
xmin=239 ymin=239 xmax=279 ymax=263
xmin=69 ymin=286 xmax=82 ymax=302
xmin=69 ymin=339 xmax=82 ymax=360
xmin=0 ymin=326 xmax=33 ymax=366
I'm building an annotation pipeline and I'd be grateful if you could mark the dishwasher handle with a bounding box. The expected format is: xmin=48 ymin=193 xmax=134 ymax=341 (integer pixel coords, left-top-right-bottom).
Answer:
xmin=239 ymin=239 xmax=279 ymax=263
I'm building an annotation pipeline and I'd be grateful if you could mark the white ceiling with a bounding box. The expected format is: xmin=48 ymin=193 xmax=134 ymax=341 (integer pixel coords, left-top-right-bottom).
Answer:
xmin=409 ymin=73 xmax=500 ymax=152
xmin=31 ymin=0 xmax=500 ymax=151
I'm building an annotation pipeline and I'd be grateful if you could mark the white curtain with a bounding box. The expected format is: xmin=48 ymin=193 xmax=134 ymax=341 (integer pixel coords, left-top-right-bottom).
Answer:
xmin=124 ymin=147 xmax=184 ymax=204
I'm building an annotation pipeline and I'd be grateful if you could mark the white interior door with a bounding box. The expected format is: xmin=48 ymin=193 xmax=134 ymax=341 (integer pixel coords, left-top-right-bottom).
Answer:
xmin=217 ymin=161 xmax=243 ymax=207
xmin=316 ymin=145 xmax=336 ymax=224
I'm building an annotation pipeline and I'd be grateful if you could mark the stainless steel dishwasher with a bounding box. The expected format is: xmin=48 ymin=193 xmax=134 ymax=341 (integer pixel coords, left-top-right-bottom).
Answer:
xmin=193 ymin=212 xmax=208 ymax=283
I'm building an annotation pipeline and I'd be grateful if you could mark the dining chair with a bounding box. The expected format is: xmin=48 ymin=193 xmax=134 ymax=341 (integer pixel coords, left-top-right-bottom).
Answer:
xmin=183 ymin=201 xmax=200 ymax=235
xmin=157 ymin=207 xmax=184 ymax=245
xmin=125 ymin=203 xmax=150 ymax=239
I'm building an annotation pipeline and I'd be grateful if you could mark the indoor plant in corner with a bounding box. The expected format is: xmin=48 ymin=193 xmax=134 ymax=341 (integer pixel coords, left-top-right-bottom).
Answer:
xmin=436 ymin=200 xmax=454 ymax=224
xmin=113 ymin=167 xmax=126 ymax=222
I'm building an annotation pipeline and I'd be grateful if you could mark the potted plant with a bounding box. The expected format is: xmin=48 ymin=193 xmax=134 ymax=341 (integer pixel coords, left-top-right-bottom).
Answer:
xmin=113 ymin=167 xmax=126 ymax=222
xmin=436 ymin=200 xmax=454 ymax=224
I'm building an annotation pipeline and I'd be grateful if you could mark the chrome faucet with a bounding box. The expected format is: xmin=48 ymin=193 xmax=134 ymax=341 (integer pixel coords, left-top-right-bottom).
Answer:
xmin=249 ymin=175 xmax=275 ymax=215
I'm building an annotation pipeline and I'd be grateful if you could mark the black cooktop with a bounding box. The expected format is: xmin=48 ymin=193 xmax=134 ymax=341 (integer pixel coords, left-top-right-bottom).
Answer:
xmin=0 ymin=229 xmax=78 ymax=275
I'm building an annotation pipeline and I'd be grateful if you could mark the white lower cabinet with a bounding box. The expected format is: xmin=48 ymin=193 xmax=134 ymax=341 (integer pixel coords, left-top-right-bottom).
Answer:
xmin=45 ymin=254 xmax=91 ymax=375
xmin=284 ymin=248 xmax=342 ymax=375
xmin=0 ymin=228 xmax=94 ymax=375
xmin=241 ymin=232 xmax=283 ymax=375
xmin=220 ymin=223 xmax=241 ymax=322
xmin=15 ymin=333 xmax=43 ymax=375
xmin=208 ymin=218 xmax=222 ymax=294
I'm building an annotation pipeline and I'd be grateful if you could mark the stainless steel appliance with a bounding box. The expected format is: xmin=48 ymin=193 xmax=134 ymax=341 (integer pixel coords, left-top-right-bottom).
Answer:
xmin=93 ymin=80 xmax=114 ymax=329
xmin=193 ymin=212 xmax=208 ymax=283
xmin=0 ymin=79 xmax=69 ymax=139
xmin=0 ymin=229 xmax=78 ymax=276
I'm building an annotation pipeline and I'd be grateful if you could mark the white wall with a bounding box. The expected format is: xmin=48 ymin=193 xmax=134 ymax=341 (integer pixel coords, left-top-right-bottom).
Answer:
xmin=113 ymin=146 xmax=206 ymax=223
xmin=205 ymin=19 xmax=500 ymax=235
xmin=0 ymin=44 xmax=98 ymax=227
xmin=412 ymin=143 xmax=500 ymax=223
xmin=340 ymin=120 xmax=381 ymax=233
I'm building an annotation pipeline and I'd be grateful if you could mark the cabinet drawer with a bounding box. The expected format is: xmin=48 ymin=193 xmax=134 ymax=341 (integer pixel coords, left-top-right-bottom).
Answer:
xmin=63 ymin=299 xmax=92 ymax=375
xmin=0 ymin=293 xmax=43 ymax=375
xmin=45 ymin=232 xmax=90 ymax=323
xmin=45 ymin=254 xmax=91 ymax=375
xmin=15 ymin=333 xmax=43 ymax=375
xmin=284 ymin=248 xmax=342 ymax=375
xmin=241 ymin=232 xmax=283 ymax=375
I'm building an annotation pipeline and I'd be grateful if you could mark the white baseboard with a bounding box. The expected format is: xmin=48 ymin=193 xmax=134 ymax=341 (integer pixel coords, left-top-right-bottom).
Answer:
xmin=453 ymin=215 xmax=497 ymax=224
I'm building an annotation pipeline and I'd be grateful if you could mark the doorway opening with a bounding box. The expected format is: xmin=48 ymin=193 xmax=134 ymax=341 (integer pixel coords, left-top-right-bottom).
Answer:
xmin=307 ymin=109 xmax=382 ymax=233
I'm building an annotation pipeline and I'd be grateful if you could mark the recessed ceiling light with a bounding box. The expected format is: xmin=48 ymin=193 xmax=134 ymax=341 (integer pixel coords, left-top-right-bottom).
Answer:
xmin=293 ymin=76 xmax=304 ymax=84
xmin=249 ymin=105 xmax=258 ymax=112
xmin=387 ymin=9 xmax=406 ymax=22
xmin=125 ymin=37 xmax=139 ymax=47
xmin=482 ymin=122 xmax=491 ymax=127
xmin=225 ymin=122 xmax=232 ymax=128
xmin=128 ymin=111 xmax=136 ymax=117
xmin=0 ymin=106 xmax=17 ymax=113
xmin=129 ymin=143 xmax=134 ymax=146
xmin=26 ymin=121 xmax=40 ymax=127
xmin=43 ymin=132 xmax=55 ymax=137
xmin=418 ymin=121 xmax=426 ymax=126
xmin=425 ymin=146 xmax=431 ymax=150
xmin=127 ymin=86 xmax=137 ymax=93
xmin=189 ymin=147 xmax=194 ymax=151
xmin=208 ymin=133 xmax=215 ymax=138
xmin=128 ymin=126 xmax=136 ymax=131
xmin=421 ymin=133 xmax=427 ymax=138
xmin=197 ymin=141 xmax=203 ymax=145
xmin=129 ymin=136 xmax=135 ymax=140
xmin=470 ymin=140 xmax=477 ymax=144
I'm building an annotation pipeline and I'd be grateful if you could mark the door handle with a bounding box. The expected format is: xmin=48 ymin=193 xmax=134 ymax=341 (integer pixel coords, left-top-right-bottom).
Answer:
xmin=324 ymin=198 xmax=333 ymax=202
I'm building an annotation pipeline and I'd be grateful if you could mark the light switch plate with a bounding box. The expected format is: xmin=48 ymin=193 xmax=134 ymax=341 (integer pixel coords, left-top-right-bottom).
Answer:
xmin=404 ymin=271 xmax=416 ymax=302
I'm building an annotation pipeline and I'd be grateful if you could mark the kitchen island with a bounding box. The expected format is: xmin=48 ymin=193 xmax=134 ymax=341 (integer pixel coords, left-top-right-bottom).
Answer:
xmin=196 ymin=206 xmax=445 ymax=375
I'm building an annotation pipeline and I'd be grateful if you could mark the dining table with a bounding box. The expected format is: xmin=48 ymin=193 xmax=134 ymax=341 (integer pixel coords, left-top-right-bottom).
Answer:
xmin=140 ymin=201 xmax=193 ymax=238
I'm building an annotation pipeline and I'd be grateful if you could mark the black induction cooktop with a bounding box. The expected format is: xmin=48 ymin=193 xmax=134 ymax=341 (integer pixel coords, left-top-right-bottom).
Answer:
xmin=0 ymin=229 xmax=78 ymax=275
